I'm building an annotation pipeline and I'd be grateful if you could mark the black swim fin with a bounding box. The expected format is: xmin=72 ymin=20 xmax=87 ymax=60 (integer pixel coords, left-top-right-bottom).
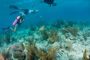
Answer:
xmin=10 ymin=11 xmax=19 ymax=15
xmin=9 ymin=5 xmax=19 ymax=9
xmin=2 ymin=26 xmax=10 ymax=33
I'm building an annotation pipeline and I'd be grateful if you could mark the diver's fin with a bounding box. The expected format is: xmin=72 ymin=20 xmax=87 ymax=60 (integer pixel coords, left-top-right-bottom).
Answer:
xmin=2 ymin=26 xmax=10 ymax=30
xmin=10 ymin=11 xmax=19 ymax=15
xmin=2 ymin=26 xmax=10 ymax=33
xmin=9 ymin=5 xmax=19 ymax=9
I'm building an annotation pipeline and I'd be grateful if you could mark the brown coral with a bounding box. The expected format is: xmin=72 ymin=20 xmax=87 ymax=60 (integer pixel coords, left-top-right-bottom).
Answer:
xmin=25 ymin=42 xmax=38 ymax=60
xmin=20 ymin=42 xmax=25 ymax=51
xmin=13 ymin=51 xmax=25 ymax=59
xmin=60 ymin=28 xmax=70 ymax=35
xmin=49 ymin=29 xmax=59 ymax=43
xmin=25 ymin=40 xmax=60 ymax=60
xmin=70 ymin=26 xmax=79 ymax=36
xmin=37 ymin=46 xmax=60 ymax=60
xmin=83 ymin=49 xmax=87 ymax=60
xmin=27 ymin=37 xmax=34 ymax=45
xmin=36 ymin=48 xmax=47 ymax=60
xmin=41 ymin=30 xmax=48 ymax=39
xmin=60 ymin=26 xmax=79 ymax=37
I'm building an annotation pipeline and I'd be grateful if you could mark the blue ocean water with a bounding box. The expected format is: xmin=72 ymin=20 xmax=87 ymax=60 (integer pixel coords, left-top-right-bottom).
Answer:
xmin=0 ymin=0 xmax=90 ymax=29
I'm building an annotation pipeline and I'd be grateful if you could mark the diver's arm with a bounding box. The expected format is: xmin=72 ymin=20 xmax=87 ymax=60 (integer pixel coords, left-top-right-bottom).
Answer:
xmin=20 ymin=19 xmax=24 ymax=24
xmin=20 ymin=19 xmax=24 ymax=23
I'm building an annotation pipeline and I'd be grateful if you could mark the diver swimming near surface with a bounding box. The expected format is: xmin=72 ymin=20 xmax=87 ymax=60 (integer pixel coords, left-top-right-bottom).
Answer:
xmin=41 ymin=0 xmax=57 ymax=6
xmin=2 ymin=5 xmax=39 ymax=33
xmin=9 ymin=5 xmax=39 ymax=15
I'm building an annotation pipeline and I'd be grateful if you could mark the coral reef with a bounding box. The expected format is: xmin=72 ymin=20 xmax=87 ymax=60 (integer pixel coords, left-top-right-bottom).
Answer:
xmin=25 ymin=40 xmax=60 ymax=60
xmin=83 ymin=49 xmax=87 ymax=60
xmin=41 ymin=30 xmax=48 ymax=40
xmin=1 ymin=51 xmax=12 ymax=60
xmin=70 ymin=26 xmax=79 ymax=36
xmin=1 ymin=20 xmax=90 ymax=60
xmin=13 ymin=51 xmax=25 ymax=60
xmin=51 ymin=20 xmax=65 ymax=28
xmin=1 ymin=46 xmax=12 ymax=60
xmin=4 ymin=34 xmax=10 ymax=44
xmin=9 ymin=43 xmax=25 ymax=60
xmin=88 ymin=55 xmax=90 ymax=60
xmin=20 ymin=42 xmax=25 ymax=51
xmin=30 ymin=25 xmax=36 ymax=31
xmin=27 ymin=37 xmax=34 ymax=45
xmin=25 ymin=42 xmax=38 ymax=60
xmin=65 ymin=41 xmax=72 ymax=51
xmin=82 ymin=31 xmax=90 ymax=40
xmin=37 ymin=46 xmax=60 ymax=60
xmin=60 ymin=26 xmax=79 ymax=37
xmin=39 ymin=26 xmax=45 ymax=32
xmin=63 ymin=22 xmax=70 ymax=28
xmin=83 ymin=49 xmax=90 ymax=60
xmin=67 ymin=21 xmax=77 ymax=27
xmin=49 ymin=29 xmax=59 ymax=43
xmin=60 ymin=28 xmax=70 ymax=35
xmin=10 ymin=37 xmax=16 ymax=41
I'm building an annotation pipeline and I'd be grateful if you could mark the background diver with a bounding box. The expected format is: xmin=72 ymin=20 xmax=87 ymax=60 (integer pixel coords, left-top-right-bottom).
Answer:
xmin=41 ymin=0 xmax=57 ymax=6
xmin=9 ymin=5 xmax=39 ymax=15
xmin=2 ymin=5 xmax=39 ymax=33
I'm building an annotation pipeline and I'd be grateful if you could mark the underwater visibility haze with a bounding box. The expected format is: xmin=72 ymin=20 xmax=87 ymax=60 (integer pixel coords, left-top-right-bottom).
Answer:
xmin=0 ymin=0 xmax=90 ymax=60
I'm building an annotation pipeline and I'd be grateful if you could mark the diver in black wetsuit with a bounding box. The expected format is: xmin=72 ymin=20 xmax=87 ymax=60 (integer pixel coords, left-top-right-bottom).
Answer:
xmin=41 ymin=0 xmax=57 ymax=6
xmin=9 ymin=5 xmax=38 ymax=15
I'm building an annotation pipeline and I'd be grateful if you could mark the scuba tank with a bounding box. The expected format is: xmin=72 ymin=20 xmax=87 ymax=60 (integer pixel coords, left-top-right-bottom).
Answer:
xmin=13 ymin=16 xmax=20 ymax=26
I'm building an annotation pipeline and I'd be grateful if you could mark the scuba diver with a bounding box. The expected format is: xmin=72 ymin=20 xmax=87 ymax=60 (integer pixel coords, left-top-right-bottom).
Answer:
xmin=41 ymin=0 xmax=57 ymax=6
xmin=2 ymin=5 xmax=39 ymax=33
xmin=9 ymin=5 xmax=39 ymax=15
xmin=2 ymin=14 xmax=25 ymax=33
xmin=10 ymin=15 xmax=24 ymax=32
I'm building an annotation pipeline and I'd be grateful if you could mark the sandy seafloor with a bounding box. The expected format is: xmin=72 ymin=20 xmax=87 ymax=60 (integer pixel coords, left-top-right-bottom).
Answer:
xmin=0 ymin=20 xmax=90 ymax=60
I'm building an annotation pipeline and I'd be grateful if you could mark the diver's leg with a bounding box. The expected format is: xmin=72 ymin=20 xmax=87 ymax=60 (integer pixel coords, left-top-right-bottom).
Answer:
xmin=19 ymin=8 xmax=25 ymax=10
xmin=9 ymin=5 xmax=18 ymax=9
xmin=10 ymin=11 xmax=19 ymax=15
xmin=9 ymin=27 xmax=14 ymax=32
xmin=9 ymin=25 xmax=18 ymax=32
xmin=13 ymin=25 xmax=18 ymax=32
